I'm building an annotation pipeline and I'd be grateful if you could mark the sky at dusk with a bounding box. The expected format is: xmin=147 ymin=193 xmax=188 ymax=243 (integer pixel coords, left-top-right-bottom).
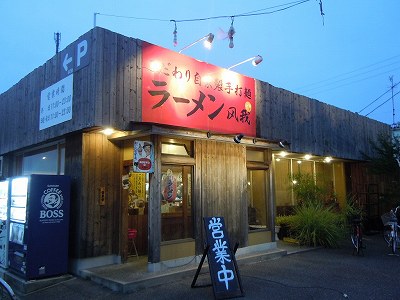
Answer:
xmin=1 ymin=0 xmax=399 ymax=125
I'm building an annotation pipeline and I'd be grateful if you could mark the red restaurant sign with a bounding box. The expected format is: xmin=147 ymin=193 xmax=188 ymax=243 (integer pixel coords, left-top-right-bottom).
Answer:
xmin=141 ymin=42 xmax=256 ymax=136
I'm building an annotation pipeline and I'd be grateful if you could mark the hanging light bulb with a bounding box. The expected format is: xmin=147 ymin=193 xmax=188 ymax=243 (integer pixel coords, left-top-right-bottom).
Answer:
xmin=228 ymin=17 xmax=235 ymax=48
xmin=172 ymin=21 xmax=178 ymax=47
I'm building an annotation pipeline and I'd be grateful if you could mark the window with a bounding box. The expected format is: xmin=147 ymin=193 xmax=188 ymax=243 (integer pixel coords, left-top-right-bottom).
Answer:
xmin=161 ymin=165 xmax=193 ymax=241
xmin=16 ymin=143 xmax=65 ymax=175
xmin=274 ymin=153 xmax=346 ymax=212
xmin=246 ymin=149 xmax=269 ymax=231
xmin=247 ymin=169 xmax=268 ymax=230
xmin=274 ymin=158 xmax=292 ymax=207
xmin=161 ymin=138 xmax=193 ymax=157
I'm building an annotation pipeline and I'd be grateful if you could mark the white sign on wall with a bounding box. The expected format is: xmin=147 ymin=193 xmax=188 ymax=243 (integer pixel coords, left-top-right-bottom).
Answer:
xmin=39 ymin=74 xmax=73 ymax=130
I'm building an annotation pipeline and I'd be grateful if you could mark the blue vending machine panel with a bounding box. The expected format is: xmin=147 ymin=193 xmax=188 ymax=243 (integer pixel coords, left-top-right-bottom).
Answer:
xmin=8 ymin=175 xmax=71 ymax=279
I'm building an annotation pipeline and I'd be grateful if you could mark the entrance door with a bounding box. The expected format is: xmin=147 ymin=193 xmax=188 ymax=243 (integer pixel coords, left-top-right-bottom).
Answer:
xmin=123 ymin=163 xmax=149 ymax=257
xmin=161 ymin=165 xmax=193 ymax=241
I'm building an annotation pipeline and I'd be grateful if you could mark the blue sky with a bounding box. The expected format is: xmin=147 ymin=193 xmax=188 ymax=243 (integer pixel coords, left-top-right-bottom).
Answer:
xmin=1 ymin=0 xmax=399 ymax=125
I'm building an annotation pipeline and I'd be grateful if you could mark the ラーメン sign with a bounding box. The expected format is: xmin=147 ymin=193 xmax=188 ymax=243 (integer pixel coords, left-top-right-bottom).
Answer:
xmin=141 ymin=42 xmax=256 ymax=136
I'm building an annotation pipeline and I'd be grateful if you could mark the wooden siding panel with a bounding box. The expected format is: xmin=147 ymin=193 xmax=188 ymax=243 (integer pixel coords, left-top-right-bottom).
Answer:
xmin=194 ymin=140 xmax=203 ymax=252
xmin=148 ymin=135 xmax=162 ymax=262
xmin=64 ymin=134 xmax=83 ymax=258
xmin=81 ymin=133 xmax=90 ymax=257
xmin=257 ymin=81 xmax=390 ymax=160
xmin=93 ymin=28 xmax=105 ymax=126
xmin=195 ymin=140 xmax=247 ymax=250
xmin=79 ymin=132 xmax=121 ymax=258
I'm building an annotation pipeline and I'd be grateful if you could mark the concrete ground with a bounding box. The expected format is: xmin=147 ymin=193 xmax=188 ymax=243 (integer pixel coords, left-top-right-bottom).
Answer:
xmin=7 ymin=233 xmax=400 ymax=299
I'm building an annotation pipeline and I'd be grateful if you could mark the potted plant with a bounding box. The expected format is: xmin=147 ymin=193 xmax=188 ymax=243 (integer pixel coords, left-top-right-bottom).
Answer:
xmin=275 ymin=215 xmax=294 ymax=240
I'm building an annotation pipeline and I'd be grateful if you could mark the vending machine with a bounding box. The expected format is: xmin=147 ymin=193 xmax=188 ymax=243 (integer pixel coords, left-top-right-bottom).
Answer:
xmin=0 ymin=179 xmax=9 ymax=268
xmin=8 ymin=175 xmax=70 ymax=280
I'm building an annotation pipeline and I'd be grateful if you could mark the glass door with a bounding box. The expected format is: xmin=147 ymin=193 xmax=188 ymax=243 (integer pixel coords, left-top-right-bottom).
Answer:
xmin=161 ymin=165 xmax=193 ymax=241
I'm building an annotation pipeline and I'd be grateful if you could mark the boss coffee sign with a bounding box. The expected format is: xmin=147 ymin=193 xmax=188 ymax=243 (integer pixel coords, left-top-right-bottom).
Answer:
xmin=39 ymin=185 xmax=66 ymax=223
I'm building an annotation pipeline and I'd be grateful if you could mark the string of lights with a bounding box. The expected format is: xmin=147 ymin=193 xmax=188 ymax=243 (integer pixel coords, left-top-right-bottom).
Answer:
xmin=95 ymin=0 xmax=313 ymax=24
xmin=170 ymin=0 xmax=312 ymax=22
xmin=94 ymin=0 xmax=321 ymax=47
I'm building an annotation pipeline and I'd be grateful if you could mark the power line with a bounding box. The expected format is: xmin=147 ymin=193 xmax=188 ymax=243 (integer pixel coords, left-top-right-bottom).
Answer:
xmin=358 ymin=81 xmax=399 ymax=114
xmin=294 ymin=54 xmax=400 ymax=93
xmin=302 ymin=66 xmax=400 ymax=97
xmin=365 ymin=90 xmax=400 ymax=117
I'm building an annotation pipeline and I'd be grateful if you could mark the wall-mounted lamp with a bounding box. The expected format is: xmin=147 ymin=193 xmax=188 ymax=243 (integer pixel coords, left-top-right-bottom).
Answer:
xmin=278 ymin=140 xmax=290 ymax=149
xmin=207 ymin=132 xmax=212 ymax=138
xmin=101 ymin=127 xmax=115 ymax=136
xmin=227 ymin=55 xmax=263 ymax=70
xmin=179 ymin=33 xmax=215 ymax=53
xmin=234 ymin=134 xmax=244 ymax=143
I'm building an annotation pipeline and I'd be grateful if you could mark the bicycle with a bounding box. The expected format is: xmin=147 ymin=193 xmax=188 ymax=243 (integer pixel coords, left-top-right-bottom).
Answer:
xmin=0 ymin=277 xmax=17 ymax=300
xmin=381 ymin=206 xmax=400 ymax=255
xmin=350 ymin=217 xmax=363 ymax=255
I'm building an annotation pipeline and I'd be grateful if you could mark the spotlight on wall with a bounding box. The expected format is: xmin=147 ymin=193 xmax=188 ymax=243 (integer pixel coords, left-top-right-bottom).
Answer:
xmin=234 ymin=134 xmax=244 ymax=143
xmin=227 ymin=55 xmax=263 ymax=70
xmin=179 ymin=33 xmax=215 ymax=53
xmin=252 ymin=55 xmax=263 ymax=66
xmin=278 ymin=140 xmax=290 ymax=149
xmin=101 ymin=127 xmax=115 ymax=136
xmin=204 ymin=33 xmax=215 ymax=49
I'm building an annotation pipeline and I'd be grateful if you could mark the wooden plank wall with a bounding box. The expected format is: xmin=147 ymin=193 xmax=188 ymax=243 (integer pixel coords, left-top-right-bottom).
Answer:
xmin=0 ymin=27 xmax=139 ymax=155
xmin=256 ymin=81 xmax=391 ymax=161
xmin=65 ymin=132 xmax=122 ymax=258
xmin=0 ymin=26 xmax=391 ymax=164
xmin=194 ymin=140 xmax=248 ymax=253
xmin=64 ymin=134 xmax=83 ymax=258
xmin=93 ymin=28 xmax=139 ymax=130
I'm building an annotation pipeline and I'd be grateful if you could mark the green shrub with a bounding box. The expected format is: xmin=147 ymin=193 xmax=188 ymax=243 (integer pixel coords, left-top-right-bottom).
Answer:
xmin=341 ymin=195 xmax=364 ymax=225
xmin=289 ymin=203 xmax=346 ymax=247
xmin=275 ymin=214 xmax=295 ymax=226
xmin=290 ymin=173 xmax=326 ymax=206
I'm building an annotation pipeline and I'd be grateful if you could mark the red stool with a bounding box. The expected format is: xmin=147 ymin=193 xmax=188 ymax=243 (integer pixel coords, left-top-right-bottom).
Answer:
xmin=128 ymin=229 xmax=139 ymax=258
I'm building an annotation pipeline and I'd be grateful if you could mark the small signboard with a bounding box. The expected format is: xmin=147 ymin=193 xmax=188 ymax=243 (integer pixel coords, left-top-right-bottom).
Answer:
xmin=59 ymin=36 xmax=90 ymax=79
xmin=39 ymin=74 xmax=73 ymax=130
xmin=133 ymin=141 xmax=154 ymax=173
xmin=192 ymin=217 xmax=244 ymax=299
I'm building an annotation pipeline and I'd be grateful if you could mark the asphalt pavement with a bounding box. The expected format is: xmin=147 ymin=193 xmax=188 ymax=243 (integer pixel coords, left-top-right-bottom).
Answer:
xmin=14 ymin=233 xmax=400 ymax=299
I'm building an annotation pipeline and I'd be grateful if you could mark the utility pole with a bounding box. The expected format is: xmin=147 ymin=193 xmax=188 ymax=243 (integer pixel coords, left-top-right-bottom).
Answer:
xmin=390 ymin=76 xmax=395 ymax=126
xmin=94 ymin=13 xmax=99 ymax=27
xmin=54 ymin=32 xmax=61 ymax=54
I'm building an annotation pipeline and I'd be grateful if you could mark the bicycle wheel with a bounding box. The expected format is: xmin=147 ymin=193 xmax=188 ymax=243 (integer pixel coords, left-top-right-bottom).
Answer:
xmin=350 ymin=231 xmax=357 ymax=249
xmin=351 ymin=227 xmax=361 ymax=254
xmin=0 ymin=278 xmax=16 ymax=300
xmin=383 ymin=225 xmax=392 ymax=246
xmin=392 ymin=228 xmax=398 ymax=254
